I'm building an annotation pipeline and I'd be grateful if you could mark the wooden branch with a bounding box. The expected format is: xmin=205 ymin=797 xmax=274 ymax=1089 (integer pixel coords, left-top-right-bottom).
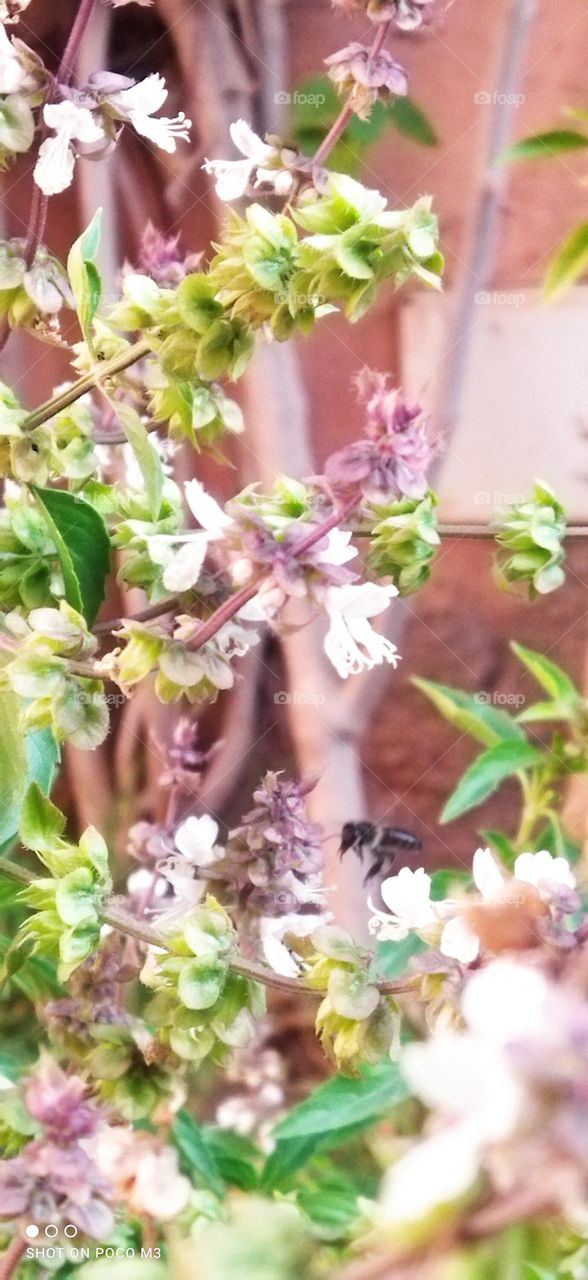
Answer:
xmin=0 ymin=854 xmax=412 ymax=1000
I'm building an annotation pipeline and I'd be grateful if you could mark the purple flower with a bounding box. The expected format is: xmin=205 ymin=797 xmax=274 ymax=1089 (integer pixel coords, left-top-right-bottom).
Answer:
xmin=227 ymin=772 xmax=325 ymax=916
xmin=325 ymin=370 xmax=436 ymax=502
xmin=326 ymin=43 xmax=408 ymax=119
xmin=25 ymin=1057 xmax=99 ymax=1143
xmin=133 ymin=222 xmax=203 ymax=288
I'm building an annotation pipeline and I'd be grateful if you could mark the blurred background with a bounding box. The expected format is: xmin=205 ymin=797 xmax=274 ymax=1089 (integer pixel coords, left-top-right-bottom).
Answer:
xmin=3 ymin=0 xmax=588 ymax=933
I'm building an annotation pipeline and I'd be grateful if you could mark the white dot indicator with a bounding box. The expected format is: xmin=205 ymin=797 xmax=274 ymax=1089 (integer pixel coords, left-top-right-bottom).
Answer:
xmin=64 ymin=1225 xmax=78 ymax=1239
xmin=25 ymin=1225 xmax=39 ymax=1239
xmin=45 ymin=1225 xmax=58 ymax=1238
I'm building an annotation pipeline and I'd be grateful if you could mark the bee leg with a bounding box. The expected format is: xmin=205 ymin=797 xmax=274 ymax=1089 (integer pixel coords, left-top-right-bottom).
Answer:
xmin=363 ymin=855 xmax=385 ymax=885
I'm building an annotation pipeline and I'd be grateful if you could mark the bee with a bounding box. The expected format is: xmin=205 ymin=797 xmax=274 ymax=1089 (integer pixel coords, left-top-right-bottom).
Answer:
xmin=339 ymin=821 xmax=423 ymax=884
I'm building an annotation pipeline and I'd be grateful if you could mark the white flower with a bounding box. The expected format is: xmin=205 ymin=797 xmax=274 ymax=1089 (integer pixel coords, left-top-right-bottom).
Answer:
xmin=34 ymin=101 xmax=105 ymax=195
xmin=323 ymin=581 xmax=400 ymax=679
xmin=378 ymin=1126 xmax=480 ymax=1229
xmin=148 ymin=479 xmax=232 ymax=593
xmin=369 ymin=867 xmax=437 ymax=941
xmin=260 ymin=912 xmax=327 ymax=977
xmin=461 ymin=958 xmax=552 ymax=1044
xmin=513 ymin=849 xmax=576 ymax=893
xmin=403 ymin=1031 xmax=524 ymax=1144
xmin=0 ymin=23 xmax=32 ymax=94
xmin=203 ymin=119 xmax=289 ymax=202
xmin=107 ymin=72 xmax=191 ymax=153
xmin=174 ymin=813 xmax=223 ymax=868
xmin=94 ymin=1128 xmax=190 ymax=1221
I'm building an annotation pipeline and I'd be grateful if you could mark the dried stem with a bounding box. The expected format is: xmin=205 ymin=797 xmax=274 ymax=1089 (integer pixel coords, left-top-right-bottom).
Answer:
xmin=23 ymin=340 xmax=150 ymax=430
xmin=0 ymin=854 xmax=411 ymax=999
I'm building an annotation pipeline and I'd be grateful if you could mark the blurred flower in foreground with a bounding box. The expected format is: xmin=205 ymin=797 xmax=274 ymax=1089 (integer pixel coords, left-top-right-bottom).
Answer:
xmin=369 ymin=847 xmax=580 ymax=963
xmin=325 ymin=371 xmax=436 ymax=503
xmin=378 ymin=956 xmax=588 ymax=1241
xmin=326 ymin=42 xmax=408 ymax=119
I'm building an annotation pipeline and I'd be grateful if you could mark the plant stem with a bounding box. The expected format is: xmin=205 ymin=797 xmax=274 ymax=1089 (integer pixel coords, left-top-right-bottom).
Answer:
xmin=0 ymin=1236 xmax=26 ymax=1280
xmin=59 ymin=0 xmax=98 ymax=87
xmin=185 ymin=490 xmax=360 ymax=651
xmin=0 ymin=854 xmax=411 ymax=999
xmin=23 ymin=340 xmax=151 ymax=430
xmin=312 ymin=20 xmax=392 ymax=169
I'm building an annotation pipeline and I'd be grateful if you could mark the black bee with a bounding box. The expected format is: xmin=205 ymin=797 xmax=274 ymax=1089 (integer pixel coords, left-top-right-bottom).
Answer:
xmin=339 ymin=822 xmax=422 ymax=884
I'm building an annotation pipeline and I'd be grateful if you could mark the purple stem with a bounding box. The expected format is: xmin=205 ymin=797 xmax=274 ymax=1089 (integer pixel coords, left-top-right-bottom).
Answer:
xmin=312 ymin=19 xmax=392 ymax=169
xmin=0 ymin=1237 xmax=26 ymax=1280
xmin=186 ymin=491 xmax=361 ymax=652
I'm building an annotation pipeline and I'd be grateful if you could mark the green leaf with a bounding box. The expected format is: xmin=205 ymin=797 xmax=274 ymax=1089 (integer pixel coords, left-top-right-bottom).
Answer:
xmin=178 ymin=960 xmax=226 ymax=1010
xmin=544 ymin=220 xmax=588 ymax=300
xmin=20 ymin=780 xmax=65 ymax=853
xmin=517 ymin=699 xmax=574 ymax=723
xmin=504 ymin=129 xmax=588 ymax=161
xmin=413 ymin=678 xmax=527 ymax=747
xmin=441 ymin=740 xmax=545 ymax=823
xmin=274 ymin=1058 xmax=408 ymax=1140
xmin=261 ymin=1122 xmax=366 ymax=1193
xmin=511 ymin=641 xmax=579 ymax=703
xmin=67 ymin=209 xmax=103 ymax=341
xmin=384 ymin=96 xmax=438 ymax=146
xmin=172 ymin=1109 xmax=224 ymax=1196
xmin=0 ymin=675 xmax=59 ymax=849
xmin=33 ymin=487 xmax=110 ymax=626
xmin=0 ymin=933 xmax=61 ymax=999
xmin=115 ymin=403 xmax=163 ymax=521
xmin=204 ymin=1127 xmax=261 ymax=1190
xmin=481 ymin=829 xmax=517 ymax=868
xmin=373 ymin=933 xmax=425 ymax=979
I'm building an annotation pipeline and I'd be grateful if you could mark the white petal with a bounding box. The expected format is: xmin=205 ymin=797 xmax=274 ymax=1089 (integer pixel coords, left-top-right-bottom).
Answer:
xmin=113 ymin=72 xmax=168 ymax=117
xmin=162 ymin=535 xmax=209 ymax=592
xmin=472 ymin=847 xmax=505 ymax=900
xmin=440 ymin=915 xmax=479 ymax=964
xmin=33 ymin=133 xmax=76 ymax=196
xmin=514 ymin=849 xmax=576 ymax=891
xmin=184 ymin=479 xmax=232 ymax=533
xmin=324 ymin=611 xmax=369 ymax=678
xmin=43 ymin=100 xmax=103 ymax=144
xmin=379 ymin=1126 xmax=480 ymax=1228
xmin=203 ymin=156 xmax=253 ymax=201
xmin=317 ymin=527 xmax=358 ymax=566
xmin=326 ymin=581 xmax=398 ymax=620
xmin=462 ymin=959 xmax=551 ymax=1042
xmin=261 ymin=932 xmax=301 ymax=978
xmin=380 ymin=867 xmax=435 ymax=929
xmin=229 ymin=118 xmax=274 ymax=164
xmin=175 ymin=814 xmax=220 ymax=864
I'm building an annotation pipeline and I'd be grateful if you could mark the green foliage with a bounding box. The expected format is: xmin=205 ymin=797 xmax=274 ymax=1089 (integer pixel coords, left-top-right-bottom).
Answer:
xmin=114 ymin=403 xmax=164 ymax=522
xmin=0 ymin=664 xmax=59 ymax=851
xmin=33 ymin=487 xmax=111 ymax=626
xmin=505 ymin=129 xmax=588 ymax=161
xmin=292 ymin=78 xmax=438 ymax=176
xmin=494 ymin=482 xmax=566 ymax=598
xmin=1 ymin=601 xmax=110 ymax=749
xmin=368 ymin=492 xmax=440 ymax=593
xmin=544 ymin=220 xmax=588 ymax=300
xmin=440 ymin=739 xmax=545 ymax=823
xmin=413 ymin=677 xmax=527 ymax=746
xmin=141 ymin=897 xmax=266 ymax=1066
xmin=306 ymin=926 xmax=400 ymax=1074
xmin=67 ymin=208 xmax=103 ymax=345
xmin=15 ymin=782 xmax=112 ymax=980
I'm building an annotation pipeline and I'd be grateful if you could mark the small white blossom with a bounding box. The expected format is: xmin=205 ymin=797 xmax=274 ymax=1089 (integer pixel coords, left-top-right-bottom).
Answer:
xmin=323 ymin=581 xmax=400 ymax=679
xmin=369 ymin=866 xmax=437 ymax=941
xmin=148 ymin=479 xmax=232 ymax=593
xmin=34 ymin=101 xmax=105 ymax=195
xmin=106 ymin=72 xmax=191 ymax=153
xmin=260 ymin=912 xmax=325 ymax=977
xmin=0 ymin=22 xmax=32 ymax=94
xmin=378 ymin=1126 xmax=480 ymax=1229
xmin=174 ymin=813 xmax=224 ymax=868
xmin=514 ymin=849 xmax=576 ymax=893
xmin=203 ymin=119 xmax=291 ymax=201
